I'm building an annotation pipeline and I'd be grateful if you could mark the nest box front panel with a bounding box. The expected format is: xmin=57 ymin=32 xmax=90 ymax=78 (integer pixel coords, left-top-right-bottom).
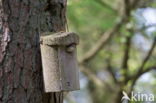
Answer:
xmin=58 ymin=46 xmax=80 ymax=91
xmin=40 ymin=44 xmax=61 ymax=92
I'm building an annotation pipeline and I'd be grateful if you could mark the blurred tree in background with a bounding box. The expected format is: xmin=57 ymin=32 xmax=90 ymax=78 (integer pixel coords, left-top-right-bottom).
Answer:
xmin=66 ymin=0 xmax=156 ymax=103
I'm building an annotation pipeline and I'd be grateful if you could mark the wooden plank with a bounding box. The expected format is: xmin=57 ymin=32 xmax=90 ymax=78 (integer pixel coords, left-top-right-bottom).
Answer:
xmin=58 ymin=46 xmax=80 ymax=91
xmin=40 ymin=44 xmax=61 ymax=92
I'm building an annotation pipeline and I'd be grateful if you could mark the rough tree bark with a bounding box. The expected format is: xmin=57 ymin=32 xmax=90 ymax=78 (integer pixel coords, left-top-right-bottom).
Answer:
xmin=0 ymin=0 xmax=67 ymax=103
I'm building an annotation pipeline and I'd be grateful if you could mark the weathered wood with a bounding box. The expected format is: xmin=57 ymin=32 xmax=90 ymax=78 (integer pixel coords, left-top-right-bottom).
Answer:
xmin=58 ymin=46 xmax=80 ymax=91
xmin=40 ymin=32 xmax=80 ymax=92
xmin=40 ymin=32 xmax=79 ymax=46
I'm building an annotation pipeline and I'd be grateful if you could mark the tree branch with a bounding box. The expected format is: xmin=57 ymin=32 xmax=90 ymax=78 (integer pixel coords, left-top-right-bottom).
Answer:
xmin=121 ymin=29 xmax=133 ymax=82
xmin=122 ymin=35 xmax=132 ymax=70
xmin=119 ymin=0 xmax=135 ymax=84
xmin=134 ymin=24 xmax=156 ymax=33
xmin=129 ymin=0 xmax=141 ymax=10
xmin=127 ymin=39 xmax=156 ymax=92
xmin=79 ymin=0 xmax=141 ymax=64
xmin=105 ymin=56 xmax=119 ymax=84
xmin=79 ymin=18 xmax=125 ymax=64
xmin=129 ymin=66 xmax=156 ymax=92
xmin=123 ymin=0 xmax=131 ymax=17
xmin=107 ymin=64 xmax=118 ymax=84
xmin=94 ymin=0 xmax=117 ymax=13
xmin=137 ymin=39 xmax=156 ymax=74
xmin=79 ymin=65 xmax=115 ymax=92
xmin=78 ymin=0 xmax=144 ymax=92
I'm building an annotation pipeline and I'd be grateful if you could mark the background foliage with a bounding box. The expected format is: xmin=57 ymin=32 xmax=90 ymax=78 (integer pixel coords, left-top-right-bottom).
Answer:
xmin=66 ymin=0 xmax=156 ymax=103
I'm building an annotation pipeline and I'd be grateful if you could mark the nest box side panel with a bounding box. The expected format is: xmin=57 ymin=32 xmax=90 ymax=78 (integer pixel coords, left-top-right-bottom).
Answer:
xmin=58 ymin=47 xmax=80 ymax=91
xmin=40 ymin=44 xmax=62 ymax=92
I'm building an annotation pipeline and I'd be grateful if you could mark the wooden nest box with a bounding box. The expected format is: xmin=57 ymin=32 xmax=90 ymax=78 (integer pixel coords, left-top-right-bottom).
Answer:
xmin=40 ymin=32 xmax=80 ymax=92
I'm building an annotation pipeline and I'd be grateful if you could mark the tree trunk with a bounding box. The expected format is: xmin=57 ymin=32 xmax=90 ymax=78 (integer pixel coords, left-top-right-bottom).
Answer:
xmin=0 ymin=0 xmax=67 ymax=103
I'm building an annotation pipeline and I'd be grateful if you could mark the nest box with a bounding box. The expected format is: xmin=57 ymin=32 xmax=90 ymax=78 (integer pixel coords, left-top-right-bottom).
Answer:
xmin=40 ymin=32 xmax=80 ymax=92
